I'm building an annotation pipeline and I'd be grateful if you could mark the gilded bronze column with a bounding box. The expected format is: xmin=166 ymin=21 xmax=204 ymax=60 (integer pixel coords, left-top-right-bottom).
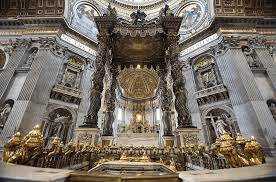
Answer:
xmin=169 ymin=37 xmax=194 ymax=128
xmin=102 ymin=65 xmax=118 ymax=135
xmin=157 ymin=68 xmax=173 ymax=135
xmin=82 ymin=36 xmax=109 ymax=128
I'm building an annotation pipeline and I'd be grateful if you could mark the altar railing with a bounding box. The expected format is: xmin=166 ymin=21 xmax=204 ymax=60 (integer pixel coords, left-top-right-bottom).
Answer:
xmin=2 ymin=125 xmax=265 ymax=171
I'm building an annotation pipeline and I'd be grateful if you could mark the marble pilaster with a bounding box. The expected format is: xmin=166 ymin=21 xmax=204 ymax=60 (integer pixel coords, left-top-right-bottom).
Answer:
xmin=0 ymin=49 xmax=26 ymax=99
xmin=215 ymin=43 xmax=276 ymax=154
xmin=255 ymin=48 xmax=276 ymax=89
xmin=0 ymin=40 xmax=66 ymax=144
xmin=18 ymin=48 xmax=64 ymax=134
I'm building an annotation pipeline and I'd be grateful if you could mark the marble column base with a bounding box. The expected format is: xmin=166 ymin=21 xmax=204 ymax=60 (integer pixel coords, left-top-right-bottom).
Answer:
xmin=163 ymin=135 xmax=175 ymax=147
xmin=74 ymin=128 xmax=100 ymax=146
xmin=101 ymin=136 xmax=113 ymax=147
xmin=175 ymin=128 xmax=201 ymax=147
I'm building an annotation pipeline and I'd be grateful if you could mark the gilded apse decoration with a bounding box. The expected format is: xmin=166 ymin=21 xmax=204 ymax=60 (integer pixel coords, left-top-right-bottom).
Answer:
xmin=117 ymin=65 xmax=159 ymax=100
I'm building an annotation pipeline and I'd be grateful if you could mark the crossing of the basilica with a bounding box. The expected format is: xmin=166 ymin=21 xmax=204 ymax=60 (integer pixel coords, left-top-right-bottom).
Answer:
xmin=0 ymin=0 xmax=276 ymax=181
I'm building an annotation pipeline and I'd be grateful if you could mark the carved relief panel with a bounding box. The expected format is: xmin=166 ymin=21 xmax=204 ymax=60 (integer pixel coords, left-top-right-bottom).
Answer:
xmin=42 ymin=107 xmax=73 ymax=145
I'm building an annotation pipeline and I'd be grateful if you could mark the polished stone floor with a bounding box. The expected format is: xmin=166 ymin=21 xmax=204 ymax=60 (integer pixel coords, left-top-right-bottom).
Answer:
xmin=0 ymin=158 xmax=275 ymax=182
xmin=179 ymin=158 xmax=276 ymax=182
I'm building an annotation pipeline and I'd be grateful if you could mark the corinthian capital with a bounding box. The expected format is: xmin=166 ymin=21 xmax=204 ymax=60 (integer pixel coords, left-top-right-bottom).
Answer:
xmin=223 ymin=36 xmax=241 ymax=48
xmin=37 ymin=37 xmax=67 ymax=57
xmin=268 ymin=45 xmax=276 ymax=56
xmin=248 ymin=36 xmax=267 ymax=48
xmin=211 ymin=36 xmax=240 ymax=56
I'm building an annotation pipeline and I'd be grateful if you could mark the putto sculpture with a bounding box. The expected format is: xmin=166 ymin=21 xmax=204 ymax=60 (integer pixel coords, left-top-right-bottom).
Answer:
xmin=130 ymin=9 xmax=147 ymax=25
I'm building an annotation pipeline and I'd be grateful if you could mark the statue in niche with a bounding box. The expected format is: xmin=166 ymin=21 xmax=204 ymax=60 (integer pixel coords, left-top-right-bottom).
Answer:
xmin=268 ymin=102 xmax=276 ymax=121
xmin=0 ymin=103 xmax=12 ymax=128
xmin=193 ymin=57 xmax=220 ymax=90
xmin=131 ymin=9 xmax=147 ymax=25
xmin=52 ymin=114 xmax=71 ymax=137
xmin=25 ymin=49 xmax=37 ymax=67
xmin=242 ymin=47 xmax=263 ymax=68
xmin=215 ymin=116 xmax=228 ymax=136
xmin=159 ymin=5 xmax=173 ymax=17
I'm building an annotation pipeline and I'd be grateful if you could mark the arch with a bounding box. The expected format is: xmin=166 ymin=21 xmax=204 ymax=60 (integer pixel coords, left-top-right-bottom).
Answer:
xmin=73 ymin=1 xmax=102 ymax=17
xmin=0 ymin=49 xmax=6 ymax=69
xmin=44 ymin=105 xmax=77 ymax=122
xmin=48 ymin=108 xmax=72 ymax=120
xmin=191 ymin=53 xmax=215 ymax=67
xmin=201 ymin=105 xmax=236 ymax=121
xmin=42 ymin=106 xmax=76 ymax=145
xmin=201 ymin=105 xmax=239 ymax=145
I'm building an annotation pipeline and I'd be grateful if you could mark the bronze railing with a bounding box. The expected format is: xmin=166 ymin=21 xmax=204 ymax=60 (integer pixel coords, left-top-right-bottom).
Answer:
xmin=2 ymin=125 xmax=265 ymax=171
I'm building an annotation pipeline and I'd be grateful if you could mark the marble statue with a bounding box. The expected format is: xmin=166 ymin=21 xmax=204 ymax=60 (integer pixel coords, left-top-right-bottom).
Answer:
xmin=159 ymin=5 xmax=173 ymax=17
xmin=0 ymin=103 xmax=12 ymax=128
xmin=25 ymin=49 xmax=37 ymax=66
xmin=131 ymin=9 xmax=147 ymax=25
xmin=106 ymin=3 xmax=117 ymax=16
xmin=53 ymin=114 xmax=70 ymax=137
xmin=216 ymin=116 xmax=227 ymax=136
xmin=243 ymin=47 xmax=262 ymax=68
xmin=268 ymin=103 xmax=276 ymax=120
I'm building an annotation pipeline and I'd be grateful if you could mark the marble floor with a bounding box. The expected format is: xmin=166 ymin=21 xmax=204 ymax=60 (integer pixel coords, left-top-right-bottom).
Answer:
xmin=0 ymin=158 xmax=275 ymax=182
xmin=179 ymin=158 xmax=276 ymax=182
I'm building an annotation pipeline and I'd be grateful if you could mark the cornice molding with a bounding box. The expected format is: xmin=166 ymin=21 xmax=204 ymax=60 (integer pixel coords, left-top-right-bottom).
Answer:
xmin=179 ymin=16 xmax=276 ymax=51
